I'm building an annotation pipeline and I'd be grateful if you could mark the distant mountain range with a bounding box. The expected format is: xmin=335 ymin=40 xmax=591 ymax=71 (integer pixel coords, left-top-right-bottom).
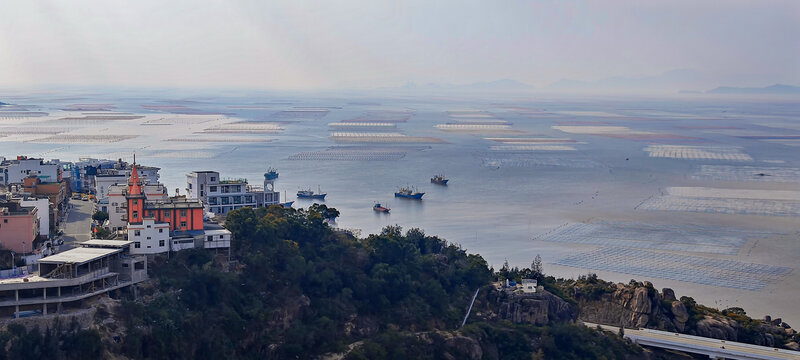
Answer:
xmin=397 ymin=78 xmax=533 ymax=92
xmin=706 ymin=84 xmax=800 ymax=94
xmin=548 ymin=69 xmax=706 ymax=92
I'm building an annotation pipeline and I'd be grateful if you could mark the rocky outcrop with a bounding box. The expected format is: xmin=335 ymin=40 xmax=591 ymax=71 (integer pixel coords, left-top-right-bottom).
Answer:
xmin=670 ymin=301 xmax=689 ymax=331
xmin=575 ymin=283 xmax=669 ymax=329
xmin=493 ymin=290 xmax=577 ymax=325
xmin=695 ymin=316 xmax=738 ymax=341
xmin=573 ymin=282 xmax=800 ymax=350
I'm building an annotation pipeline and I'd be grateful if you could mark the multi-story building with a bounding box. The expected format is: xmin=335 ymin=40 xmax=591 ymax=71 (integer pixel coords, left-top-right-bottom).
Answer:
xmin=19 ymin=176 xmax=69 ymax=230
xmin=186 ymin=171 xmax=279 ymax=215
xmin=123 ymin=163 xmax=209 ymax=255
xmin=0 ymin=156 xmax=61 ymax=185
xmin=0 ymin=240 xmax=147 ymax=318
xmin=127 ymin=219 xmax=171 ymax=254
xmin=0 ymin=200 xmax=39 ymax=253
xmin=107 ymin=182 xmax=168 ymax=231
xmin=93 ymin=161 xmax=159 ymax=200
xmin=16 ymin=197 xmax=50 ymax=239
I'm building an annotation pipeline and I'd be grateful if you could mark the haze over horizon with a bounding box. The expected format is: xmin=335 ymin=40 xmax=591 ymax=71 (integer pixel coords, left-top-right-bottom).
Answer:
xmin=0 ymin=0 xmax=798 ymax=92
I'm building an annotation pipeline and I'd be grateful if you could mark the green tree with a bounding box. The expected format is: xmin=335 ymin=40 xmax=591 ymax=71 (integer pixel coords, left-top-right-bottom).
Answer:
xmin=531 ymin=254 xmax=543 ymax=279
xmin=91 ymin=210 xmax=109 ymax=224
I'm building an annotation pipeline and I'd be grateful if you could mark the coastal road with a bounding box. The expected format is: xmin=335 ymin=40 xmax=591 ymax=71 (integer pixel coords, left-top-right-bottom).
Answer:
xmin=584 ymin=322 xmax=800 ymax=360
xmin=59 ymin=199 xmax=94 ymax=250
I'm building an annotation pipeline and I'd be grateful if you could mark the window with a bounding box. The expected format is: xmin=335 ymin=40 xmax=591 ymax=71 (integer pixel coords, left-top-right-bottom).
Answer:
xmin=132 ymin=199 xmax=138 ymax=205
xmin=146 ymin=236 xmax=151 ymax=240
xmin=210 ymin=186 xmax=217 ymax=192
xmin=159 ymin=228 xmax=163 ymax=233
xmin=3 ymin=219 xmax=6 ymax=223
xmin=209 ymin=197 xmax=218 ymax=205
xmin=164 ymin=211 xmax=170 ymax=218
xmin=134 ymin=261 xmax=144 ymax=270
xmin=180 ymin=209 xmax=187 ymax=216
xmin=188 ymin=183 xmax=192 ymax=189
xmin=180 ymin=221 xmax=187 ymax=228
xmin=159 ymin=240 xmax=165 ymax=247
xmin=132 ymin=211 xmax=138 ymax=218
xmin=134 ymin=242 xmax=141 ymax=248
xmin=210 ymin=177 xmax=216 ymax=182
xmin=134 ymin=230 xmax=140 ymax=236
xmin=207 ymin=235 xmax=213 ymax=241
xmin=200 ymin=184 xmax=204 ymax=190
xmin=221 ymin=197 xmax=230 ymax=205
xmin=146 ymin=224 xmax=151 ymax=228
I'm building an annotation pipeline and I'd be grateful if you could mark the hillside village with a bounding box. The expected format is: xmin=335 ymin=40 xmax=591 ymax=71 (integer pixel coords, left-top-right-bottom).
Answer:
xmin=0 ymin=155 xmax=280 ymax=319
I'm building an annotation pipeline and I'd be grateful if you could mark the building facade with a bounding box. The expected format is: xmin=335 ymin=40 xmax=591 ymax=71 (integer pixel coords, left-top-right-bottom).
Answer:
xmin=0 ymin=240 xmax=147 ymax=318
xmin=127 ymin=219 xmax=171 ymax=254
xmin=0 ymin=201 xmax=39 ymax=253
xmin=186 ymin=170 xmax=279 ymax=215
xmin=0 ymin=157 xmax=61 ymax=185
xmin=16 ymin=197 xmax=50 ymax=239
xmin=107 ymin=182 xmax=168 ymax=231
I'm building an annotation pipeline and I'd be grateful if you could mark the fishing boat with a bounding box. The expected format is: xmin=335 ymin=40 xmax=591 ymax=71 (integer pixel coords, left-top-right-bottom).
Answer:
xmin=431 ymin=174 xmax=449 ymax=185
xmin=280 ymin=191 xmax=294 ymax=208
xmin=394 ymin=186 xmax=424 ymax=199
xmin=373 ymin=203 xmax=391 ymax=213
xmin=264 ymin=167 xmax=279 ymax=180
xmin=297 ymin=186 xmax=326 ymax=199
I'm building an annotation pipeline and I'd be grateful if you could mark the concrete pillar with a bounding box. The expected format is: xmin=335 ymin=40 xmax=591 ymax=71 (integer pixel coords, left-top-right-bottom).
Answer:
xmin=43 ymin=288 xmax=46 ymax=300
xmin=43 ymin=303 xmax=47 ymax=315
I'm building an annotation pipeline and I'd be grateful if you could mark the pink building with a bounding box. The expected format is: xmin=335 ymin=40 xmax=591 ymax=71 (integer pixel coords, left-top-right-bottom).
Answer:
xmin=0 ymin=201 xmax=39 ymax=253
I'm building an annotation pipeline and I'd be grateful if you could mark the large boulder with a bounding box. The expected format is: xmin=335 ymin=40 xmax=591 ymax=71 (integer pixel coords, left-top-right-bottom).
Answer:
xmin=670 ymin=301 xmax=689 ymax=332
xmin=442 ymin=335 xmax=482 ymax=360
xmin=662 ymin=288 xmax=676 ymax=302
xmin=695 ymin=317 xmax=738 ymax=341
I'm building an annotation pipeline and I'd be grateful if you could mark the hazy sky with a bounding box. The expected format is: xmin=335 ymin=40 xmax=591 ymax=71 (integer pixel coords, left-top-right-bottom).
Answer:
xmin=0 ymin=0 xmax=797 ymax=90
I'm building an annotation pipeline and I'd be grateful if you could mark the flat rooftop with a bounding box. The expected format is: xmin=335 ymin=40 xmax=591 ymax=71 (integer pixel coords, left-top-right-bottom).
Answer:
xmin=79 ymin=240 xmax=132 ymax=248
xmin=38 ymin=247 xmax=122 ymax=265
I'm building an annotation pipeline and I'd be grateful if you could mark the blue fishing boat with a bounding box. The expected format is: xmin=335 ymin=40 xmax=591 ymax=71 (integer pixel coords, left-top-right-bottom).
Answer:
xmin=394 ymin=186 xmax=424 ymax=199
xmin=431 ymin=174 xmax=449 ymax=185
xmin=264 ymin=167 xmax=279 ymax=180
xmin=298 ymin=186 xmax=326 ymax=199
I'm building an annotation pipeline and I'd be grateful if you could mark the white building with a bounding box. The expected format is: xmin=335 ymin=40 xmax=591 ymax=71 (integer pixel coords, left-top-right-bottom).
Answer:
xmin=92 ymin=165 xmax=159 ymax=200
xmin=127 ymin=219 xmax=171 ymax=255
xmin=1 ymin=157 xmax=61 ymax=185
xmin=520 ymin=278 xmax=538 ymax=293
xmin=186 ymin=171 xmax=279 ymax=215
xmin=203 ymin=229 xmax=231 ymax=249
xmin=17 ymin=197 xmax=50 ymax=238
xmin=94 ymin=174 xmax=128 ymax=201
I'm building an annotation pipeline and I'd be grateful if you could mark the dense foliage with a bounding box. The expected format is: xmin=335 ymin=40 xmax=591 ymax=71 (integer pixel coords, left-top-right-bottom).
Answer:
xmin=0 ymin=322 xmax=102 ymax=360
xmin=0 ymin=205 xmax=683 ymax=358
xmin=121 ymin=205 xmax=493 ymax=359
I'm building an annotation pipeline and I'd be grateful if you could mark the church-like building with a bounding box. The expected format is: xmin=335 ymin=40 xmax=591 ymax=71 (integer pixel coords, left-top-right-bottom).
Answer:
xmin=123 ymin=161 xmax=226 ymax=254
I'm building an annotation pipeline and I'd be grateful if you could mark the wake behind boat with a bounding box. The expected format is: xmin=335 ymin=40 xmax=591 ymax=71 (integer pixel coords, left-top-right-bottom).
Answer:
xmin=394 ymin=186 xmax=424 ymax=199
